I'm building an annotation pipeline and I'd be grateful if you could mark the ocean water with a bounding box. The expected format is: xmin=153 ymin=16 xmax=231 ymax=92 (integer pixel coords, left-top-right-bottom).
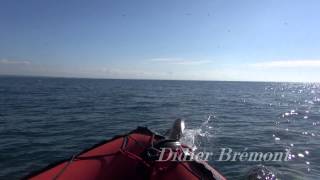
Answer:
xmin=0 ymin=76 xmax=319 ymax=179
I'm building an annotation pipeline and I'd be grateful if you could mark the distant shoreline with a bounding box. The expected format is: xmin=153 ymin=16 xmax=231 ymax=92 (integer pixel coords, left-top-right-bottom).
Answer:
xmin=0 ymin=74 xmax=314 ymax=84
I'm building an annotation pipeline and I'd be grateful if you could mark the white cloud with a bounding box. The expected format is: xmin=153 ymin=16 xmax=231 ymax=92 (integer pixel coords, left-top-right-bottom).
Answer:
xmin=150 ymin=58 xmax=182 ymax=62
xmin=149 ymin=57 xmax=211 ymax=65
xmin=0 ymin=59 xmax=31 ymax=65
xmin=99 ymin=67 xmax=172 ymax=79
xmin=251 ymin=60 xmax=320 ymax=68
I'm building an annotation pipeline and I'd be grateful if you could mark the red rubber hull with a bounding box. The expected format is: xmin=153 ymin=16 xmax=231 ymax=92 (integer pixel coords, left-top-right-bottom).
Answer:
xmin=26 ymin=127 xmax=226 ymax=180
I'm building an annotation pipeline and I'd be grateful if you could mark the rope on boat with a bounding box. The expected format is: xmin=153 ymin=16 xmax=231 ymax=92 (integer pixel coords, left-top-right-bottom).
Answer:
xmin=52 ymin=154 xmax=77 ymax=180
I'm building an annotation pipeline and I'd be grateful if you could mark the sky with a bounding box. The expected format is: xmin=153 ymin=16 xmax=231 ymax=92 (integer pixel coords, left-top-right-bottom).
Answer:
xmin=1 ymin=0 xmax=320 ymax=82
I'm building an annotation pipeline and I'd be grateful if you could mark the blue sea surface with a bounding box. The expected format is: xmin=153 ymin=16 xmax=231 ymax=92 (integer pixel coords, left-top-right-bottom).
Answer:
xmin=0 ymin=76 xmax=319 ymax=179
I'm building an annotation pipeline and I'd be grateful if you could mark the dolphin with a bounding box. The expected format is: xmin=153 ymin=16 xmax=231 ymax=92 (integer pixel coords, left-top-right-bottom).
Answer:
xmin=167 ymin=118 xmax=185 ymax=140
xmin=166 ymin=119 xmax=279 ymax=180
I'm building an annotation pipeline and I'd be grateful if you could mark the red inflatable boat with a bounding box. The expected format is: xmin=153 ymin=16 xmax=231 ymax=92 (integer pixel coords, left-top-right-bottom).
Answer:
xmin=26 ymin=127 xmax=226 ymax=180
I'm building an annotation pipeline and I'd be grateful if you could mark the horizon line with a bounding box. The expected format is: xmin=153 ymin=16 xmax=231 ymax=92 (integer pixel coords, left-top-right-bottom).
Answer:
xmin=0 ymin=73 xmax=318 ymax=84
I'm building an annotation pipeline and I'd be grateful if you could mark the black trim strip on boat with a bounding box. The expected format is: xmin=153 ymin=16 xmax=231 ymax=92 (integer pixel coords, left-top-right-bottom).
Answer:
xmin=75 ymin=152 xmax=120 ymax=160
xmin=23 ymin=127 xmax=163 ymax=179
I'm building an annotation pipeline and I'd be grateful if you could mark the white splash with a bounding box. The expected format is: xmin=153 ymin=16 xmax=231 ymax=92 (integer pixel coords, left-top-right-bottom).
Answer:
xmin=180 ymin=115 xmax=215 ymax=151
